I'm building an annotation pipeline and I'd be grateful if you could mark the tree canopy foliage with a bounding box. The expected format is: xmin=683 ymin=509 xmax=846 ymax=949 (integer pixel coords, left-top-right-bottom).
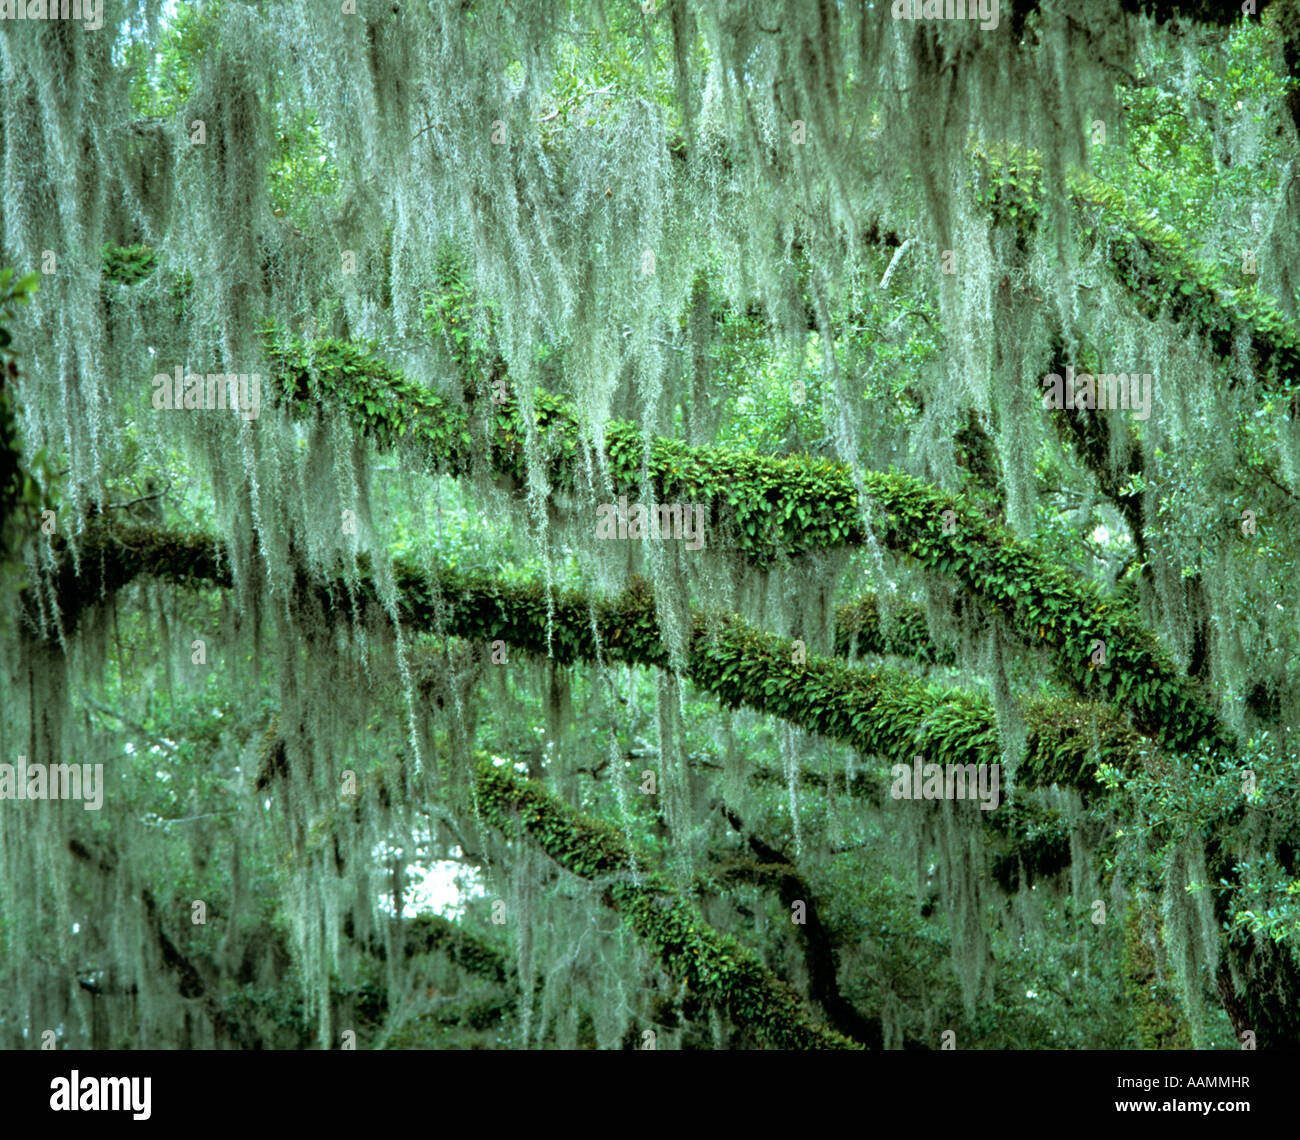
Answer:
xmin=2 ymin=0 xmax=1300 ymax=1050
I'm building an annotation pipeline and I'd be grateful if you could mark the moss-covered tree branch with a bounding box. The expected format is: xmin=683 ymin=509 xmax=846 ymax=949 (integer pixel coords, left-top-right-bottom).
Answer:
xmin=710 ymin=800 xmax=916 ymax=1048
xmin=975 ymin=150 xmax=1300 ymax=406
xmin=43 ymin=521 xmax=1149 ymax=793
xmin=54 ymin=526 xmax=1295 ymax=1041
xmin=472 ymin=756 xmax=859 ymax=1049
xmin=256 ymin=332 xmax=1230 ymax=758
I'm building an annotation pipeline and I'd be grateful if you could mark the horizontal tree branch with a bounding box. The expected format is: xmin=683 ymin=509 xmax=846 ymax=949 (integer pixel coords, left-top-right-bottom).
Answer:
xmin=43 ymin=521 xmax=1148 ymax=795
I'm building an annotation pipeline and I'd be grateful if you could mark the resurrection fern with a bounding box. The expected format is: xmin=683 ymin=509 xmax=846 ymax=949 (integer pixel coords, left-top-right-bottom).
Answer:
xmin=3 ymin=0 xmax=1299 ymax=1051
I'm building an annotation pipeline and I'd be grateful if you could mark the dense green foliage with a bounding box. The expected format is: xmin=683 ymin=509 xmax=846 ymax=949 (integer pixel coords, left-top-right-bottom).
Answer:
xmin=2 ymin=0 xmax=1299 ymax=1052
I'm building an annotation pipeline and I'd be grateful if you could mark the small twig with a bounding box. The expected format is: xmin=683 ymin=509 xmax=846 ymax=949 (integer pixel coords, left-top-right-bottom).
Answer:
xmin=1249 ymin=463 xmax=1300 ymax=504
xmin=78 ymin=693 xmax=178 ymax=754
xmin=650 ymin=336 xmax=686 ymax=354
xmin=411 ymin=110 xmax=438 ymax=144
xmin=878 ymin=237 xmax=915 ymax=291
xmin=100 ymin=488 xmax=166 ymax=513
xmin=139 ymin=811 xmax=235 ymax=827
xmin=540 ymin=82 xmax=615 ymax=125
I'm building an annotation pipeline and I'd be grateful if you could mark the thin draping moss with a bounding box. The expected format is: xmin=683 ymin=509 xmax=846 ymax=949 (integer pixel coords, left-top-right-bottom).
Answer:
xmin=1043 ymin=347 xmax=1146 ymax=556
xmin=1043 ymin=0 xmax=1278 ymax=21
xmin=256 ymin=330 xmax=1230 ymax=759
xmin=710 ymin=804 xmax=899 ymax=1048
xmin=109 ymin=112 xmax=1300 ymax=411
xmin=1078 ymin=172 xmax=1300 ymax=401
xmin=983 ymin=800 xmax=1074 ymax=893
xmin=472 ymin=757 xmax=859 ymax=1050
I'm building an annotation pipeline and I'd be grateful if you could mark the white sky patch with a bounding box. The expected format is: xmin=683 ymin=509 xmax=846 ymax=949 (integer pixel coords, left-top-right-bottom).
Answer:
xmin=375 ymin=842 xmax=486 ymax=921
xmin=399 ymin=858 xmax=486 ymax=921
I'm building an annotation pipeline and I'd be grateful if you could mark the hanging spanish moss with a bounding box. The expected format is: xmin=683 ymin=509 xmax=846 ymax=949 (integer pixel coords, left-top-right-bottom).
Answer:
xmin=0 ymin=0 xmax=1297 ymax=1061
